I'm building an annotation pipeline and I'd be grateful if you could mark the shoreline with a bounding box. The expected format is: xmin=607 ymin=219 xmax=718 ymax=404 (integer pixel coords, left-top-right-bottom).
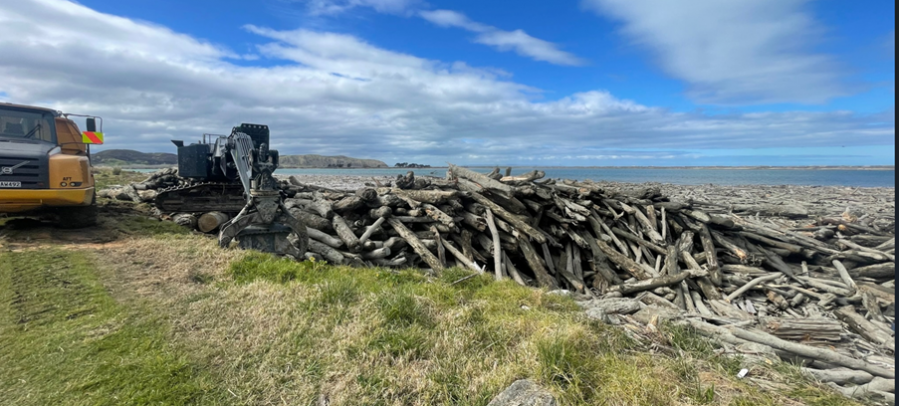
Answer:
xmin=115 ymin=165 xmax=895 ymax=171
xmin=275 ymin=173 xmax=895 ymax=190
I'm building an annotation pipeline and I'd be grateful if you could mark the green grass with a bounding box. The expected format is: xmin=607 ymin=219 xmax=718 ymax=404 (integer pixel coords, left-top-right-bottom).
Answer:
xmin=0 ymin=249 xmax=222 ymax=405
xmin=0 ymin=237 xmax=863 ymax=406
xmin=217 ymin=252 xmax=859 ymax=406
xmin=113 ymin=215 xmax=191 ymax=236
xmin=92 ymin=168 xmax=147 ymax=190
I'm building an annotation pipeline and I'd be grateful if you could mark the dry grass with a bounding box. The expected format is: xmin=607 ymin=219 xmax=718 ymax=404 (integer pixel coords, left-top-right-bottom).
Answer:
xmin=1 ymin=225 xmax=866 ymax=406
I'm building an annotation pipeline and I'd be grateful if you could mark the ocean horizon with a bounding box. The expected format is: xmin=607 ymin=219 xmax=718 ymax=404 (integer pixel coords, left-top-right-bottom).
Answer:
xmin=277 ymin=167 xmax=896 ymax=187
xmin=126 ymin=166 xmax=895 ymax=187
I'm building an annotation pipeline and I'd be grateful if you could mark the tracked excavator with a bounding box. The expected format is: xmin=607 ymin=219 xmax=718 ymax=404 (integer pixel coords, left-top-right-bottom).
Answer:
xmin=156 ymin=124 xmax=308 ymax=257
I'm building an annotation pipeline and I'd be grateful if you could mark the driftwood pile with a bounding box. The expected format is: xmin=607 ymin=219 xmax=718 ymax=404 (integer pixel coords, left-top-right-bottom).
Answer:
xmin=102 ymin=166 xmax=895 ymax=402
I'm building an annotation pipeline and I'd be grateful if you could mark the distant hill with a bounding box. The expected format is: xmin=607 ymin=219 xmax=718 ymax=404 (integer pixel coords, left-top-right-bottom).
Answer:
xmin=94 ymin=149 xmax=177 ymax=166
xmin=93 ymin=149 xmax=387 ymax=168
xmin=278 ymin=154 xmax=388 ymax=168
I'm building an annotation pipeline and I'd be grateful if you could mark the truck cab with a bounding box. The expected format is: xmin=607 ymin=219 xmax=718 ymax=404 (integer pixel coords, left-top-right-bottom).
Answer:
xmin=0 ymin=103 xmax=100 ymax=228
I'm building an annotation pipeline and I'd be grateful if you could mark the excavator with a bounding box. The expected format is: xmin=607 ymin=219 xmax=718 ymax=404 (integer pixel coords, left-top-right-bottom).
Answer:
xmin=0 ymin=103 xmax=103 ymax=228
xmin=156 ymin=123 xmax=308 ymax=257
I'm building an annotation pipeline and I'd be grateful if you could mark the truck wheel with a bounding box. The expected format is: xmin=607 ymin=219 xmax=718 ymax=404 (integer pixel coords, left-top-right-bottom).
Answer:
xmin=58 ymin=204 xmax=98 ymax=229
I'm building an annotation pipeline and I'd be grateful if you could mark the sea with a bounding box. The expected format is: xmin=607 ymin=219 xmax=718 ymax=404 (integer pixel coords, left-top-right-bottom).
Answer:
xmin=130 ymin=167 xmax=895 ymax=187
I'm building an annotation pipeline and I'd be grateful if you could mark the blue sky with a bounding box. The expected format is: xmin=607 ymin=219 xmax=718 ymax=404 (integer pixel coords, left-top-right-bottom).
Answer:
xmin=0 ymin=0 xmax=894 ymax=166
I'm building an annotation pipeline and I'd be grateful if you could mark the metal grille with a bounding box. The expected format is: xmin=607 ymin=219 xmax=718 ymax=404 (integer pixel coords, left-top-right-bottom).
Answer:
xmin=0 ymin=156 xmax=46 ymax=189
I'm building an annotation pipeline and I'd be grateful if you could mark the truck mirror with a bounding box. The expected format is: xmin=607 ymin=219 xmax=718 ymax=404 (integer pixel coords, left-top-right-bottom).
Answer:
xmin=86 ymin=118 xmax=97 ymax=132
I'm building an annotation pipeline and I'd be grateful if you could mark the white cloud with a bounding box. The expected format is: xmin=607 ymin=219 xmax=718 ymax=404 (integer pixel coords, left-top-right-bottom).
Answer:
xmin=419 ymin=9 xmax=586 ymax=66
xmin=582 ymin=0 xmax=856 ymax=105
xmin=0 ymin=0 xmax=892 ymax=166
xmin=418 ymin=9 xmax=488 ymax=32
xmin=295 ymin=0 xmax=420 ymax=16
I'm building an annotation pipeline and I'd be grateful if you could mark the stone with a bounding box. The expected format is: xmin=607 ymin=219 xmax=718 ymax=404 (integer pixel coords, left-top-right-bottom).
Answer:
xmin=487 ymin=379 xmax=556 ymax=406
xmin=114 ymin=185 xmax=141 ymax=202
xmin=137 ymin=189 xmax=158 ymax=202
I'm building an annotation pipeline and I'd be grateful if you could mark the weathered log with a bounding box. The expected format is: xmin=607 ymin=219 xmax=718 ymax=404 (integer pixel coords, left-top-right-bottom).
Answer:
xmin=761 ymin=317 xmax=843 ymax=343
xmin=308 ymin=192 xmax=335 ymax=219
xmin=358 ymin=216 xmax=386 ymax=245
xmin=492 ymin=194 xmax=529 ymax=215
xmin=502 ymin=250 xmax=527 ymax=286
xmin=332 ymin=214 xmax=361 ymax=253
xmin=595 ymin=238 xmax=652 ymax=280
xmin=468 ymin=191 xmax=546 ymax=244
xmin=724 ymin=273 xmax=782 ymax=302
xmin=289 ymin=208 xmax=332 ymax=231
xmin=361 ymin=247 xmax=391 ymax=260
xmin=444 ymin=241 xmax=482 ymax=273
xmin=848 ymin=262 xmax=895 ymax=280
xmin=831 ymin=260 xmax=858 ymax=295
xmin=819 ymin=218 xmax=891 ymax=237
xmin=500 ymin=170 xmax=545 ymax=183
xmin=834 ymin=306 xmax=895 ymax=352
xmin=448 ymin=164 xmax=515 ymax=197
xmin=431 ymin=226 xmax=446 ymax=268
xmin=173 ymin=213 xmax=198 ymax=229
xmin=333 ymin=196 xmax=365 ymax=212
xmin=727 ymin=327 xmax=895 ymax=378
xmin=307 ymin=227 xmax=344 ymax=248
xmin=611 ymin=227 xmax=666 ymax=256
xmin=392 ymin=189 xmax=459 ymax=205
xmin=460 ymin=211 xmax=487 ymax=231
xmin=484 ymin=208 xmax=503 ymax=281
xmin=355 ymin=187 xmax=377 ymax=201
xmin=307 ymin=239 xmax=344 ymax=265
xmin=698 ymin=225 xmax=722 ymax=285
xmin=579 ymin=230 xmax=622 ymax=286
xmin=619 ymin=202 xmax=664 ymax=243
xmin=829 ymin=378 xmax=895 ymax=401
xmin=801 ymin=368 xmax=874 ymax=385
xmin=386 ymin=218 xmax=444 ymax=273
xmin=609 ymin=269 xmax=706 ymax=295
xmin=517 ymin=237 xmax=557 ymax=288
xmin=197 ymin=211 xmax=230 ymax=233
xmin=368 ymin=206 xmax=393 ymax=219
xmin=421 ymin=203 xmax=455 ymax=227
xmin=394 ymin=216 xmax=437 ymax=223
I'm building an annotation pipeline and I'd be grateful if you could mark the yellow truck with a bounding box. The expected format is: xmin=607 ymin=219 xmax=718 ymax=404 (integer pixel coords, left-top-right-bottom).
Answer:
xmin=0 ymin=103 xmax=104 ymax=228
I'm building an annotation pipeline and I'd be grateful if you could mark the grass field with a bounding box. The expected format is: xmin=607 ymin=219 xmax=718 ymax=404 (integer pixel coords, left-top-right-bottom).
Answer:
xmin=0 ymin=181 xmax=864 ymax=405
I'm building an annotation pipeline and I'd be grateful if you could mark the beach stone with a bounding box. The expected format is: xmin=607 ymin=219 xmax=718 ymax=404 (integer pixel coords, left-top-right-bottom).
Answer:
xmin=137 ymin=190 xmax=157 ymax=202
xmin=487 ymin=379 xmax=556 ymax=406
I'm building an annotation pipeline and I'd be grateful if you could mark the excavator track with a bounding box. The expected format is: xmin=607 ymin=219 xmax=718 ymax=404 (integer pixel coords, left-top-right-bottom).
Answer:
xmin=154 ymin=182 xmax=247 ymax=213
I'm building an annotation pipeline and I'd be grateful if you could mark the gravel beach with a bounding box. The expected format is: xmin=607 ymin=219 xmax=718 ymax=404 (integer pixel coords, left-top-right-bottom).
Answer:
xmin=281 ymin=173 xmax=895 ymax=231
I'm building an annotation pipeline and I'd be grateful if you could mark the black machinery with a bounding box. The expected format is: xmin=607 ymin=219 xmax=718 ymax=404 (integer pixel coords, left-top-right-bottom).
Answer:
xmin=156 ymin=124 xmax=308 ymax=257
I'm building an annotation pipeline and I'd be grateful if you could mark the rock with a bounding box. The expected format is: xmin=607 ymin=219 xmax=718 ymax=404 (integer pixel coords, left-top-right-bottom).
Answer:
xmin=97 ymin=188 xmax=117 ymax=199
xmin=114 ymin=185 xmax=141 ymax=202
xmin=137 ymin=190 xmax=158 ymax=202
xmin=487 ymin=380 xmax=556 ymax=406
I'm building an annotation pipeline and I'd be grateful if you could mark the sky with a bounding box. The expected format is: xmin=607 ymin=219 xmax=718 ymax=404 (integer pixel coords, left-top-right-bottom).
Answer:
xmin=0 ymin=0 xmax=894 ymax=166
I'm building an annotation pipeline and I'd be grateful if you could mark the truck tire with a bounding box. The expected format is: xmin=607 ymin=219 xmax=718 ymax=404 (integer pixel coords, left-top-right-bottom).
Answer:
xmin=58 ymin=204 xmax=98 ymax=229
